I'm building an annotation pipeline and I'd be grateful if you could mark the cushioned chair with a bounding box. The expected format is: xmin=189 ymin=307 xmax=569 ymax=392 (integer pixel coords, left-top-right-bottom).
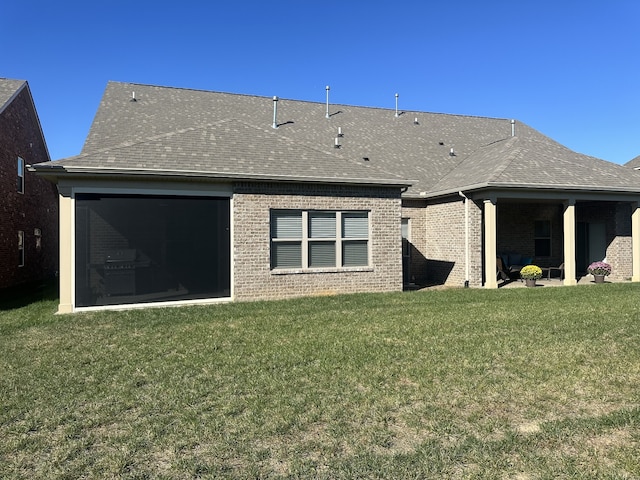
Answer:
xmin=497 ymin=256 xmax=522 ymax=281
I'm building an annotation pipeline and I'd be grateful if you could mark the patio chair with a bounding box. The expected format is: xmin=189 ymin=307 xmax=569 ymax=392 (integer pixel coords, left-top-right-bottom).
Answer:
xmin=497 ymin=255 xmax=523 ymax=281
xmin=544 ymin=262 xmax=564 ymax=280
xmin=497 ymin=257 xmax=509 ymax=281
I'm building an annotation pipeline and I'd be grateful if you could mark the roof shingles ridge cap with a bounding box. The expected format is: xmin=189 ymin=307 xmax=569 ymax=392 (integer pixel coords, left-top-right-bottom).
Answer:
xmin=480 ymin=136 xmax=523 ymax=184
xmin=429 ymin=136 xmax=516 ymax=188
xmin=110 ymin=81 xmax=515 ymax=121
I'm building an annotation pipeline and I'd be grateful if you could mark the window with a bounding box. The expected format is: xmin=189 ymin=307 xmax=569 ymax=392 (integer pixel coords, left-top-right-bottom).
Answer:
xmin=17 ymin=157 xmax=24 ymax=193
xmin=18 ymin=231 xmax=24 ymax=266
xmin=271 ymin=210 xmax=370 ymax=270
xmin=534 ymin=220 xmax=551 ymax=257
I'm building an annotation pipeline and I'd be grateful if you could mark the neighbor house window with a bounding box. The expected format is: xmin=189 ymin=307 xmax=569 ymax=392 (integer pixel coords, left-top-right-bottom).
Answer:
xmin=17 ymin=157 xmax=24 ymax=193
xmin=18 ymin=231 xmax=24 ymax=266
xmin=534 ymin=220 xmax=551 ymax=257
xmin=271 ymin=210 xmax=370 ymax=270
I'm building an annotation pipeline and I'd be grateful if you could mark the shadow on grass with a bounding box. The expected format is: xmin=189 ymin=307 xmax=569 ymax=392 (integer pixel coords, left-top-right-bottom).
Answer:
xmin=0 ymin=278 xmax=59 ymax=311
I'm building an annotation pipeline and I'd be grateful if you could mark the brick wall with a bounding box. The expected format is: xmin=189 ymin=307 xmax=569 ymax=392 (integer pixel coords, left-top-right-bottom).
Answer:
xmin=402 ymin=197 xmax=484 ymax=288
xmin=0 ymin=85 xmax=58 ymax=289
xmin=610 ymin=202 xmax=632 ymax=280
xmin=233 ymin=182 xmax=403 ymax=301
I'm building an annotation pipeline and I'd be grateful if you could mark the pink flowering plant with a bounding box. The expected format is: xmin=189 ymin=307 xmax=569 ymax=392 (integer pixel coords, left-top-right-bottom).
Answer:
xmin=587 ymin=261 xmax=611 ymax=276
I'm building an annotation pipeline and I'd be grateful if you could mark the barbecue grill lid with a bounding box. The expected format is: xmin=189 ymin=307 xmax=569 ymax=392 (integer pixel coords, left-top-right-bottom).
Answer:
xmin=105 ymin=249 xmax=137 ymax=263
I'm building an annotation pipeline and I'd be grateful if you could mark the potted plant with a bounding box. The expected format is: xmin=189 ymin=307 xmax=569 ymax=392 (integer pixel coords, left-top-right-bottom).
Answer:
xmin=520 ymin=265 xmax=542 ymax=287
xmin=587 ymin=261 xmax=611 ymax=283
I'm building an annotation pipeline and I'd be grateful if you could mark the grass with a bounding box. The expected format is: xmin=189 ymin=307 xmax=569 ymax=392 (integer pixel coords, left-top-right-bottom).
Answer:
xmin=1 ymin=282 xmax=639 ymax=479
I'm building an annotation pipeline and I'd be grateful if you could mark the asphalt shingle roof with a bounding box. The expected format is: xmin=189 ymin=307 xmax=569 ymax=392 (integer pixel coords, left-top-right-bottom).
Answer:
xmin=625 ymin=155 xmax=640 ymax=169
xmin=0 ymin=78 xmax=25 ymax=113
xmin=51 ymin=119 xmax=406 ymax=185
xmin=36 ymin=80 xmax=640 ymax=196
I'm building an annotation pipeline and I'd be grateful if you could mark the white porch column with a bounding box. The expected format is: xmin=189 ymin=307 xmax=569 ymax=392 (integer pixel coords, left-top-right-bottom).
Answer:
xmin=484 ymin=198 xmax=498 ymax=288
xmin=563 ymin=199 xmax=578 ymax=286
xmin=57 ymin=188 xmax=74 ymax=314
xmin=632 ymin=202 xmax=640 ymax=282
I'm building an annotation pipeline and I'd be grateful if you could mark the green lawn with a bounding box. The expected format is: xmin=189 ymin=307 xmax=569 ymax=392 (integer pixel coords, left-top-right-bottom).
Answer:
xmin=1 ymin=283 xmax=639 ymax=479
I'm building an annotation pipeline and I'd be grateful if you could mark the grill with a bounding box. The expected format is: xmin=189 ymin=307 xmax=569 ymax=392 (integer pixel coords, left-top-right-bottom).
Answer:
xmin=104 ymin=249 xmax=140 ymax=296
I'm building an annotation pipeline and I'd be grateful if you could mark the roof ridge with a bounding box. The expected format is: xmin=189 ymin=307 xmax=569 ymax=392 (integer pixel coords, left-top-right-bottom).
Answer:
xmin=483 ymin=136 xmax=522 ymax=183
xmin=429 ymin=136 xmax=516 ymax=189
xmin=107 ymin=80 xmax=514 ymax=122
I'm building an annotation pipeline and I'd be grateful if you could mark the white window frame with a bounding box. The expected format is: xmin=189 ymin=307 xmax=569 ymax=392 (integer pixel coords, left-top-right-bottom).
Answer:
xmin=17 ymin=157 xmax=25 ymax=194
xmin=271 ymin=209 xmax=370 ymax=271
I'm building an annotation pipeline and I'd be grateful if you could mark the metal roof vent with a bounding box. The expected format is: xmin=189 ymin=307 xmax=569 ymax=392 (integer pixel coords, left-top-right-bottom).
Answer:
xmin=511 ymin=119 xmax=516 ymax=137
xmin=325 ymin=85 xmax=330 ymax=118
xmin=395 ymin=93 xmax=399 ymax=117
xmin=272 ymin=96 xmax=279 ymax=129
xmin=450 ymin=148 xmax=456 ymax=157
xmin=414 ymin=117 xmax=419 ymax=125
xmin=337 ymin=127 xmax=343 ymax=137
xmin=334 ymin=137 xmax=341 ymax=148
xmin=130 ymin=91 xmax=137 ymax=102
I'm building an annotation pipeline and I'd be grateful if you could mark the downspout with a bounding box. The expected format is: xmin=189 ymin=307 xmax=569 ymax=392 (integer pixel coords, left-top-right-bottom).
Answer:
xmin=459 ymin=191 xmax=470 ymax=287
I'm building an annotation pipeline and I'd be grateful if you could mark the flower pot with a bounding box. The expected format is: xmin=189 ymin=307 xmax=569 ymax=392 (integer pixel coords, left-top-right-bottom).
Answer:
xmin=593 ymin=274 xmax=605 ymax=284
xmin=525 ymin=278 xmax=537 ymax=288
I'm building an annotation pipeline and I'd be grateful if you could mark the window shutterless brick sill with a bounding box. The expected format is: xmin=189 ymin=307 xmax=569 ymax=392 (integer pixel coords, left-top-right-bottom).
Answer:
xmin=271 ymin=266 xmax=374 ymax=275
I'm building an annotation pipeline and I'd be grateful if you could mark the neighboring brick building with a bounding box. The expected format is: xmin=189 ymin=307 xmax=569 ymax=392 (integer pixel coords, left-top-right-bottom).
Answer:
xmin=0 ymin=79 xmax=58 ymax=290
xmin=32 ymin=81 xmax=640 ymax=313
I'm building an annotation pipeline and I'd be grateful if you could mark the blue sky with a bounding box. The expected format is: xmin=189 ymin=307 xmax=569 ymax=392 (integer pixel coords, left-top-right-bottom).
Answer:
xmin=4 ymin=0 xmax=640 ymax=164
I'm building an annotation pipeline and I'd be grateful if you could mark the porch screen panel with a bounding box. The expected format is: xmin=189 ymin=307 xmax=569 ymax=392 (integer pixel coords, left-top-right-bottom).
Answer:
xmin=75 ymin=194 xmax=230 ymax=307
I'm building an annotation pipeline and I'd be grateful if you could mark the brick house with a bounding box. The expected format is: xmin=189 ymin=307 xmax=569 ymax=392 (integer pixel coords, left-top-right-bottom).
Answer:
xmin=0 ymin=79 xmax=58 ymax=290
xmin=33 ymin=81 xmax=640 ymax=313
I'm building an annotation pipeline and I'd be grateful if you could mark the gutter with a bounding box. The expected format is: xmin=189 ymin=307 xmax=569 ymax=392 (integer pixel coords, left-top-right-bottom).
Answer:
xmin=418 ymin=181 xmax=640 ymax=200
xmin=29 ymin=164 xmax=413 ymax=189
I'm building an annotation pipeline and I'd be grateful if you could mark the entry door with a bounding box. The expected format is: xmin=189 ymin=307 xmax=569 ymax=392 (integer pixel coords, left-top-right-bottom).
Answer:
xmin=577 ymin=222 xmax=606 ymax=273
xmin=588 ymin=223 xmax=607 ymax=263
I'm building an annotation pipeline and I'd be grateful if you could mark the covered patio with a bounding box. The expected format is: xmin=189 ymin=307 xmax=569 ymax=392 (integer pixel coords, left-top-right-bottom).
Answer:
xmin=480 ymin=193 xmax=640 ymax=289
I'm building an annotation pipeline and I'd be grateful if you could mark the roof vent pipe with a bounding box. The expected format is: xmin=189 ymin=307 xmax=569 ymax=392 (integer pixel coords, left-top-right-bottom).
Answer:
xmin=325 ymin=85 xmax=330 ymax=118
xmin=511 ymin=119 xmax=515 ymax=137
xmin=272 ymin=96 xmax=279 ymax=129
xmin=130 ymin=91 xmax=137 ymax=102
xmin=395 ymin=93 xmax=399 ymax=117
